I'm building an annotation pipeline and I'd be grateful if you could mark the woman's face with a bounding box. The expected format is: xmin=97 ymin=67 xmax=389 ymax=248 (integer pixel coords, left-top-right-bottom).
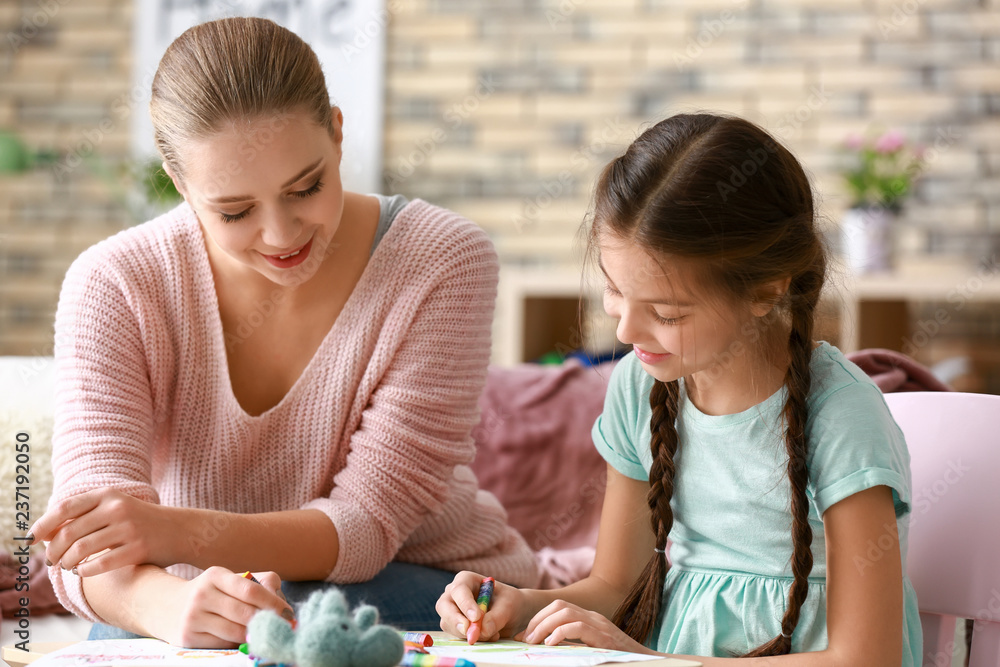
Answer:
xmin=169 ymin=108 xmax=345 ymax=288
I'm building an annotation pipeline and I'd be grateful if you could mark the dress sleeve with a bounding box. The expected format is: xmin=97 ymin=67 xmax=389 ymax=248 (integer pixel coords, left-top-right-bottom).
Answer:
xmin=591 ymin=354 xmax=649 ymax=482
xmin=303 ymin=220 xmax=501 ymax=583
xmin=807 ymin=382 xmax=912 ymax=518
xmin=48 ymin=249 xmax=159 ymax=622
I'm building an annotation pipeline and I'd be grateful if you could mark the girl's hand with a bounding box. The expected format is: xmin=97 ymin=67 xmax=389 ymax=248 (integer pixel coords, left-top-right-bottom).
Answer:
xmin=436 ymin=571 xmax=526 ymax=642
xmin=520 ymin=600 xmax=655 ymax=655
xmin=30 ymin=488 xmax=179 ymax=576
xmin=156 ymin=567 xmax=295 ymax=648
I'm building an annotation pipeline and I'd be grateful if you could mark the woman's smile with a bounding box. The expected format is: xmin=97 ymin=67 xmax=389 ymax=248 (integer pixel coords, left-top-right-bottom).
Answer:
xmin=261 ymin=237 xmax=314 ymax=269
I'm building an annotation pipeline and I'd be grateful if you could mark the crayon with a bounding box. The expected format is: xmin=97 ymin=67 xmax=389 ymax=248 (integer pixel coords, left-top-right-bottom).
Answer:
xmin=242 ymin=571 xmax=297 ymax=629
xmin=400 ymin=654 xmax=476 ymax=667
xmin=404 ymin=641 xmax=429 ymax=654
xmin=466 ymin=576 xmax=494 ymax=645
xmin=403 ymin=632 xmax=434 ymax=646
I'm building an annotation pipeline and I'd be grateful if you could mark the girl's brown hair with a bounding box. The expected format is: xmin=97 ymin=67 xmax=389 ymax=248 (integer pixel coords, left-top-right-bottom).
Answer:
xmin=592 ymin=113 xmax=826 ymax=656
xmin=150 ymin=17 xmax=333 ymax=181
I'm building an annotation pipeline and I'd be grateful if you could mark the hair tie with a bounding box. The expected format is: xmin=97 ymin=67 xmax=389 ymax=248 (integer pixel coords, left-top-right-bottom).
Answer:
xmin=653 ymin=547 xmax=666 ymax=554
xmin=781 ymin=631 xmax=792 ymax=639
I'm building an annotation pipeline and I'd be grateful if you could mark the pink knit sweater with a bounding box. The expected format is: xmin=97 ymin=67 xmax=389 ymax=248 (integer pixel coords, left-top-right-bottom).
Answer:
xmin=49 ymin=199 xmax=540 ymax=622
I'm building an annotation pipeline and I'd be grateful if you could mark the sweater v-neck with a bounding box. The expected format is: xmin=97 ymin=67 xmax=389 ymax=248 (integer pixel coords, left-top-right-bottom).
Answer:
xmin=189 ymin=204 xmax=404 ymax=421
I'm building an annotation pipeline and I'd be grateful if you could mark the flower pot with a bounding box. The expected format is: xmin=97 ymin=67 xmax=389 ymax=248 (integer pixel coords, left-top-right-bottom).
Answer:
xmin=841 ymin=206 xmax=895 ymax=274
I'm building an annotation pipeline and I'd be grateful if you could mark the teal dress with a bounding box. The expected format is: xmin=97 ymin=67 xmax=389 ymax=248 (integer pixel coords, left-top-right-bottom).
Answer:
xmin=592 ymin=342 xmax=922 ymax=663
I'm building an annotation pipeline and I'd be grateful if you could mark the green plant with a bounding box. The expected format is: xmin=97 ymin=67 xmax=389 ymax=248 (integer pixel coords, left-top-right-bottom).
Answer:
xmin=0 ymin=130 xmax=58 ymax=173
xmin=132 ymin=156 xmax=181 ymax=209
xmin=840 ymin=130 xmax=924 ymax=212
xmin=1 ymin=129 xmax=181 ymax=223
xmin=83 ymin=153 xmax=183 ymax=224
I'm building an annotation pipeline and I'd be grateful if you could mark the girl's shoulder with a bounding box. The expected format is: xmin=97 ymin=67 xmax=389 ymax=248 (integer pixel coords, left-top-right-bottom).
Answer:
xmin=807 ymin=341 xmax=886 ymax=409
xmin=805 ymin=342 xmax=913 ymax=517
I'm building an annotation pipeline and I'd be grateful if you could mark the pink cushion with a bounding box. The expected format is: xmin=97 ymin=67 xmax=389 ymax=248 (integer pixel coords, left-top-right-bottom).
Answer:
xmin=472 ymin=360 xmax=615 ymax=574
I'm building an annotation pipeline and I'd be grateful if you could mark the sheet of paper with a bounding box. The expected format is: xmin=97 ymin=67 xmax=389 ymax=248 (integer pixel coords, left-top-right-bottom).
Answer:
xmin=30 ymin=639 xmax=247 ymax=667
xmin=426 ymin=637 xmax=680 ymax=666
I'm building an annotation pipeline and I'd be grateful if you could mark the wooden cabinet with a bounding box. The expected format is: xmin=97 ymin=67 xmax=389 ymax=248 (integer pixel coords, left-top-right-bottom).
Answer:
xmin=495 ymin=265 xmax=1000 ymax=392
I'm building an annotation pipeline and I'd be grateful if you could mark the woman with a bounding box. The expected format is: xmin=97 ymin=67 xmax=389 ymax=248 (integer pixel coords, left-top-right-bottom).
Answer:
xmin=30 ymin=16 xmax=538 ymax=647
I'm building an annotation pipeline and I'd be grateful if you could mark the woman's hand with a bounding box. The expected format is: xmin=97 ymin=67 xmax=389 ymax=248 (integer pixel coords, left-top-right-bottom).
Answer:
xmin=520 ymin=599 xmax=655 ymax=655
xmin=30 ymin=488 xmax=180 ymax=576
xmin=154 ymin=567 xmax=295 ymax=648
xmin=436 ymin=571 xmax=527 ymax=642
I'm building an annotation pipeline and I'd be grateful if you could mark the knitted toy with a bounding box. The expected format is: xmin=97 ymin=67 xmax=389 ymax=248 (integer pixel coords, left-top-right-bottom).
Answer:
xmin=246 ymin=588 xmax=404 ymax=667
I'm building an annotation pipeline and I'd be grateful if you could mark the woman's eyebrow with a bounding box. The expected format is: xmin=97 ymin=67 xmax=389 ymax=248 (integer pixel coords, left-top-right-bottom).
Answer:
xmin=206 ymin=158 xmax=324 ymax=204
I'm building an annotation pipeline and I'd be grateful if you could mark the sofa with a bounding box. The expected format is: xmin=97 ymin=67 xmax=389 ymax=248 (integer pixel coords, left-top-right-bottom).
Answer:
xmin=0 ymin=355 xmax=615 ymax=645
xmin=0 ymin=351 xmax=962 ymax=653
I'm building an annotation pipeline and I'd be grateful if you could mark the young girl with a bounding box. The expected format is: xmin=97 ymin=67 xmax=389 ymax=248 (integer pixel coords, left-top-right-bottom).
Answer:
xmin=437 ymin=114 xmax=922 ymax=665
xmin=29 ymin=17 xmax=538 ymax=647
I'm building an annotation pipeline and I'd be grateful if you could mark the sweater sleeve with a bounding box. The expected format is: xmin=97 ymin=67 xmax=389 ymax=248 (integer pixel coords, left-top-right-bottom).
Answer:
xmin=303 ymin=216 xmax=500 ymax=583
xmin=47 ymin=247 xmax=160 ymax=622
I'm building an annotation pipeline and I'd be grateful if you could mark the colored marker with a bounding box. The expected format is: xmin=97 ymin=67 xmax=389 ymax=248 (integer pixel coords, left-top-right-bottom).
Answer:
xmin=400 ymin=654 xmax=476 ymax=667
xmin=466 ymin=576 xmax=495 ymax=645
xmin=403 ymin=632 xmax=434 ymax=646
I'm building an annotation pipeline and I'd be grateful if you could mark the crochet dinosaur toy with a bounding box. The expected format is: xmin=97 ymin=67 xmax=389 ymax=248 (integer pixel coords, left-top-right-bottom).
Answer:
xmin=246 ymin=588 xmax=404 ymax=667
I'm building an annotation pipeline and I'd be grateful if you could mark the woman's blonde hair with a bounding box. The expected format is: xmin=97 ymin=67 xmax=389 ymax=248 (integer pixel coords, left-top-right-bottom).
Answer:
xmin=150 ymin=17 xmax=333 ymax=180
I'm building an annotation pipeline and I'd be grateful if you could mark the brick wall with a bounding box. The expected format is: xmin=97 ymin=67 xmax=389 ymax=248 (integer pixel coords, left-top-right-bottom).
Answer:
xmin=2 ymin=0 xmax=999 ymax=381
xmin=1 ymin=0 xmax=134 ymax=355
xmin=384 ymin=0 xmax=999 ymax=267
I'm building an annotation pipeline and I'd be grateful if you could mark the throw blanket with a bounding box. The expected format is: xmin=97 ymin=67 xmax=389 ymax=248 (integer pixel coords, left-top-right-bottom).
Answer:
xmin=1 ymin=551 xmax=65 ymax=618
xmin=846 ymin=348 xmax=953 ymax=393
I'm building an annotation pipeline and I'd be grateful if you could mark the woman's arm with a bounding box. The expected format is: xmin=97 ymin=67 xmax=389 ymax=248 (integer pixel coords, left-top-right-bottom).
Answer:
xmin=34 ymin=494 xmax=339 ymax=581
xmin=80 ymin=564 xmax=292 ymax=647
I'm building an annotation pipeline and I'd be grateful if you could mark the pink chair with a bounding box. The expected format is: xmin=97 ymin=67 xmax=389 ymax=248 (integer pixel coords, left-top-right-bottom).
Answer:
xmin=885 ymin=391 xmax=1000 ymax=667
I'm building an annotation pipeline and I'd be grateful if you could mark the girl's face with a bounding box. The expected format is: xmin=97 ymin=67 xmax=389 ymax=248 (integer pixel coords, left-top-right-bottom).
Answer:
xmin=169 ymin=108 xmax=345 ymax=289
xmin=599 ymin=237 xmax=767 ymax=388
